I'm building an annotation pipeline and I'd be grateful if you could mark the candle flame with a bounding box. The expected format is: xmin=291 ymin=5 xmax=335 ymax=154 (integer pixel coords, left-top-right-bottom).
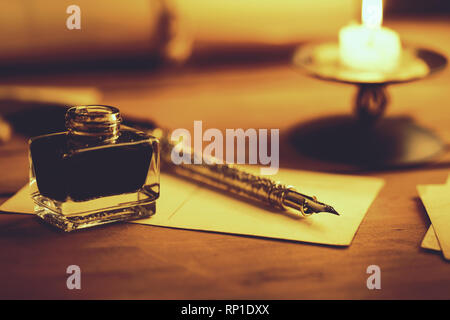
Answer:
xmin=362 ymin=0 xmax=383 ymax=29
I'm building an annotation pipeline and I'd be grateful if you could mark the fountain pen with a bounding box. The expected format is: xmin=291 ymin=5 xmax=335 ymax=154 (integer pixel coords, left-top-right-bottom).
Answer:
xmin=145 ymin=127 xmax=340 ymax=218
xmin=5 ymin=104 xmax=337 ymax=217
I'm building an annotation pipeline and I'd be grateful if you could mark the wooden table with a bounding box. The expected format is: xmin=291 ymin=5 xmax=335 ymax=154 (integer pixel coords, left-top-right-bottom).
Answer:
xmin=1 ymin=18 xmax=449 ymax=299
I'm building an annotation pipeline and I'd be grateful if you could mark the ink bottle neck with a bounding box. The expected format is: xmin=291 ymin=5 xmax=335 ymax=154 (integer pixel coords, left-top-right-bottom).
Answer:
xmin=66 ymin=105 xmax=122 ymax=144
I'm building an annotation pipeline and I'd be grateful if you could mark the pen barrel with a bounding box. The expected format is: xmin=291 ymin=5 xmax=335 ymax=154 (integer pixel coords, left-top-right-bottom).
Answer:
xmin=158 ymin=134 xmax=288 ymax=209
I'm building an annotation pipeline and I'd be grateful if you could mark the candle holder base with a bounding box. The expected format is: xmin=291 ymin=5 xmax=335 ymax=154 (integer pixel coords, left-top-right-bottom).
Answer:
xmin=292 ymin=42 xmax=447 ymax=169
xmin=289 ymin=115 xmax=444 ymax=168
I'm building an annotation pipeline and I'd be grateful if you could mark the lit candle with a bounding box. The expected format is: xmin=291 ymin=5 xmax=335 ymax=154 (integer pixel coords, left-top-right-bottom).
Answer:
xmin=339 ymin=0 xmax=401 ymax=72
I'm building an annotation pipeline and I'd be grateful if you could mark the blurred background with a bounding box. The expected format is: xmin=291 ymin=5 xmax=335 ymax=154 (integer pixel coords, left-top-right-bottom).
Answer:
xmin=0 ymin=0 xmax=358 ymax=71
xmin=0 ymin=0 xmax=448 ymax=73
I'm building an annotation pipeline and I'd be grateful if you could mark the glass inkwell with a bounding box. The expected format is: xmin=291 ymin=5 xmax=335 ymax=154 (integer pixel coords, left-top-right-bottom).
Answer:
xmin=29 ymin=105 xmax=160 ymax=231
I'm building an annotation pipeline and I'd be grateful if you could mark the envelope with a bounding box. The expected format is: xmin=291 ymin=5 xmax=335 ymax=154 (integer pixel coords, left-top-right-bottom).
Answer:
xmin=418 ymin=179 xmax=450 ymax=259
xmin=421 ymin=225 xmax=441 ymax=252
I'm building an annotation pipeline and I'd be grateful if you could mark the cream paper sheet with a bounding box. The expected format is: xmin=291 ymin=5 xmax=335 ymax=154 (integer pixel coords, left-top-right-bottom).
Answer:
xmin=0 ymin=169 xmax=384 ymax=246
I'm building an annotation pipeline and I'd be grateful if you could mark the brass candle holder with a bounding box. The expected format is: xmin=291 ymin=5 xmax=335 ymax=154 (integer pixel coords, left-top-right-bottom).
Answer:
xmin=291 ymin=42 xmax=447 ymax=168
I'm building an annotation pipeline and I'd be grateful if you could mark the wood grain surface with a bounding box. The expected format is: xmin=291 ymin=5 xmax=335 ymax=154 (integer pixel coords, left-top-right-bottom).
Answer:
xmin=0 ymin=18 xmax=449 ymax=299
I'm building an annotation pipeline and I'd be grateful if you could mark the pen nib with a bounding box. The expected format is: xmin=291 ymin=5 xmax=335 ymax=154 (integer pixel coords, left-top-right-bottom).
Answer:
xmin=283 ymin=190 xmax=340 ymax=217
xmin=326 ymin=205 xmax=340 ymax=216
